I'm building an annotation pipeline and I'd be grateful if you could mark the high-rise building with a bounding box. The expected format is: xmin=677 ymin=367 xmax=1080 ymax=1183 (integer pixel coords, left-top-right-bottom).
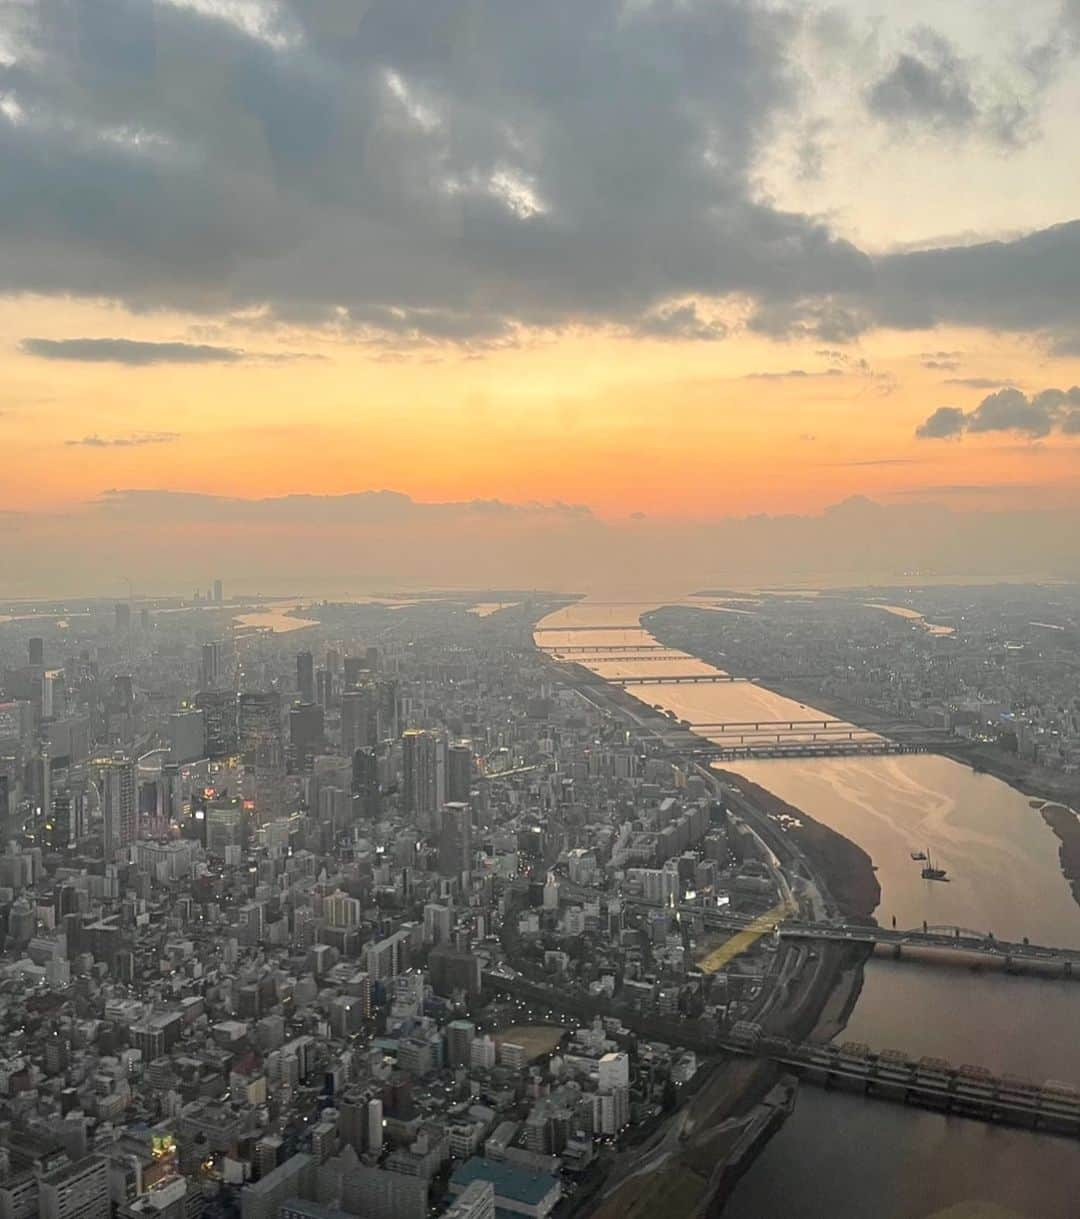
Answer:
xmin=325 ymin=889 xmax=361 ymax=929
xmin=289 ymin=703 xmax=323 ymax=771
xmin=200 ymin=641 xmax=223 ymax=690
xmin=28 ymin=638 xmax=44 ymax=667
xmin=115 ymin=603 xmax=131 ymax=635
xmin=195 ymin=690 xmax=237 ymax=758
xmin=296 ymin=651 xmax=315 ymax=704
xmin=402 ymin=730 xmax=443 ymax=823
xmin=239 ymin=1153 xmax=312 ymax=1219
xmin=168 ymin=709 xmax=206 ymax=764
xmin=44 ymin=789 xmax=85 ymax=851
xmin=253 ymin=735 xmax=286 ymax=823
xmin=444 ymin=1181 xmax=496 ymax=1219
xmin=93 ymin=754 xmax=136 ymax=859
xmin=38 ymin=1153 xmax=110 ymax=1219
xmin=341 ymin=1164 xmax=426 ymax=1219
xmin=445 ymin=1020 xmax=476 ymax=1068
xmin=213 ymin=579 xmax=223 ymax=603
xmin=239 ymin=691 xmax=282 ymax=762
xmin=205 ymin=798 xmax=245 ymax=854
xmin=341 ymin=686 xmax=378 ymax=756
xmin=351 ymin=747 xmax=380 ymax=819
xmin=438 ymin=802 xmax=472 ymax=878
xmin=423 ymin=902 xmax=452 ymax=945
xmin=447 ymin=743 xmax=473 ymax=804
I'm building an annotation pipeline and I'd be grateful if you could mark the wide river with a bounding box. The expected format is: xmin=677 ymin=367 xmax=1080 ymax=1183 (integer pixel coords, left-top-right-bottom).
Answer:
xmin=536 ymin=597 xmax=1080 ymax=1219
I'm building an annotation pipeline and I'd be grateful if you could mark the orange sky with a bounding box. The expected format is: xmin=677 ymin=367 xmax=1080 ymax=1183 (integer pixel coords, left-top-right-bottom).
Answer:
xmin=5 ymin=297 xmax=1078 ymax=519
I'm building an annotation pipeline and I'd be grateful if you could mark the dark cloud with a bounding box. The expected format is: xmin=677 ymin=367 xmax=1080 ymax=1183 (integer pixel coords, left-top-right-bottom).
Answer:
xmin=65 ymin=432 xmax=179 ymax=447
xmin=866 ymin=29 xmax=1034 ymax=146
xmin=23 ymin=338 xmax=244 ymax=365
xmin=0 ymin=1 xmax=1074 ymax=348
xmin=922 ymin=359 xmax=959 ymax=370
xmin=867 ymin=34 xmax=977 ymax=131
xmin=917 ymin=386 xmax=1080 ymax=439
xmin=916 ymin=406 xmax=968 ymax=439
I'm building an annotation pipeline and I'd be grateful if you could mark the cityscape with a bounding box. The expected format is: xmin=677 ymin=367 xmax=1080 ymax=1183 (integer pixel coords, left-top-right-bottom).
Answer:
xmin=3 ymin=2 xmax=1080 ymax=1217
xmin=0 ymin=586 xmax=1077 ymax=1219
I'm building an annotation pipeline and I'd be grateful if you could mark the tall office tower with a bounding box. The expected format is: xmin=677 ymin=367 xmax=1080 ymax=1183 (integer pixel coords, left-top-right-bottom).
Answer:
xmin=169 ymin=708 xmax=206 ymax=764
xmin=213 ymin=578 xmax=223 ymax=603
xmin=402 ymin=729 xmax=443 ymax=824
xmin=296 ymin=651 xmax=315 ymax=703
xmin=28 ymin=638 xmax=44 ymax=667
xmin=341 ymin=686 xmax=377 ymax=755
xmin=352 ymin=747 xmax=380 ymax=819
xmin=200 ymin=641 xmax=223 ymax=689
xmin=377 ymin=678 xmax=399 ymax=740
xmin=447 ymin=743 xmax=474 ymax=804
xmin=45 ymin=789 xmax=85 ymax=850
xmin=39 ymin=1153 xmax=110 ymax=1219
xmin=93 ymin=753 xmax=136 ymax=859
xmin=438 ymin=801 xmax=472 ymax=878
xmin=114 ymin=603 xmax=131 ymax=634
xmin=41 ymin=669 xmax=66 ymax=720
xmin=254 ymin=735 xmax=286 ymax=823
xmin=326 ymin=648 xmax=340 ymax=678
xmin=342 ymin=655 xmax=369 ymax=689
xmin=289 ymin=702 xmax=323 ymax=771
xmin=238 ymin=691 xmax=282 ymax=762
xmin=315 ymin=668 xmax=331 ymax=709
xmin=112 ymin=674 xmax=134 ymax=711
xmin=195 ymin=689 xmax=238 ymax=758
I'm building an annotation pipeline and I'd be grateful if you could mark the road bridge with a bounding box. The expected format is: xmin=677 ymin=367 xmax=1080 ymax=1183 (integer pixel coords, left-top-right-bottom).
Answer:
xmin=679 ymin=906 xmax=1080 ymax=974
xmin=613 ymin=673 xmax=751 ymax=685
xmin=728 ymin=1029 xmax=1080 ymax=1135
xmin=678 ymin=739 xmax=903 ymax=760
xmin=535 ymin=625 xmax=653 ymax=634
xmin=543 ymin=644 xmax=679 ymax=654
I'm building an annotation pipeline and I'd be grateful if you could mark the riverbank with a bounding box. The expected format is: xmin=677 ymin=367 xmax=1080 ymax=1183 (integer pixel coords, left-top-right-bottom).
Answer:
xmin=713 ymin=769 xmax=881 ymax=922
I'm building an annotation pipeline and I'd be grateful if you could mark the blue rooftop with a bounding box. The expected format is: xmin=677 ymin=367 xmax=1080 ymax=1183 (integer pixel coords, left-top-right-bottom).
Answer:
xmin=450 ymin=1157 xmax=558 ymax=1206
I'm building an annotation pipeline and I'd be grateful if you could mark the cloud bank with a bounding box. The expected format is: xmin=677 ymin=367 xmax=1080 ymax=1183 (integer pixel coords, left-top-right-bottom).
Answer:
xmin=917 ymin=386 xmax=1080 ymax=438
xmin=0 ymin=0 xmax=1077 ymax=348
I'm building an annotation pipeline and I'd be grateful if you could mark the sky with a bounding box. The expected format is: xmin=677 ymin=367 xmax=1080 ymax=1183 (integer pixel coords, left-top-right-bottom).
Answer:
xmin=2 ymin=0 xmax=1080 ymax=594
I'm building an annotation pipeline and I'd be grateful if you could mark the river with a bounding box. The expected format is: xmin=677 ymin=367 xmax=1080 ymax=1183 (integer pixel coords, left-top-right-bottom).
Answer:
xmin=535 ymin=596 xmax=1080 ymax=1219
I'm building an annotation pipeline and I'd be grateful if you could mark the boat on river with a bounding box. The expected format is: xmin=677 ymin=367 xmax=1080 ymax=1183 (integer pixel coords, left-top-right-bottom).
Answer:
xmin=920 ymin=848 xmax=948 ymax=881
xmin=910 ymin=850 xmax=927 ymax=861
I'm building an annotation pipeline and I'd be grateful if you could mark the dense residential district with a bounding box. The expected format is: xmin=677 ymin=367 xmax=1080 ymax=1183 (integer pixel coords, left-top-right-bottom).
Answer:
xmin=0 ymin=591 xmax=822 ymax=1219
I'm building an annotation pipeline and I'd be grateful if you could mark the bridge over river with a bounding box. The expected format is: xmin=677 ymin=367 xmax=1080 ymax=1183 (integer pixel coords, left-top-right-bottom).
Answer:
xmin=726 ymin=1026 xmax=1080 ymax=1135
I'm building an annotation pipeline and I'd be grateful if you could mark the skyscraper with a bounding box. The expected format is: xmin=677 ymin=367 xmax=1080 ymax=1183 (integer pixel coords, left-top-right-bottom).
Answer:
xmin=289 ymin=702 xmax=323 ymax=771
xmin=402 ymin=729 xmax=443 ymax=824
xmin=93 ymin=754 xmax=136 ymax=860
xmin=213 ymin=578 xmax=224 ymax=603
xmin=238 ymin=691 xmax=282 ymax=763
xmin=195 ymin=690 xmax=238 ymax=758
xmin=352 ymin=747 xmax=380 ymax=819
xmin=296 ymin=651 xmax=315 ymax=703
xmin=438 ymin=801 xmax=472 ymax=878
xmin=200 ymin=641 xmax=223 ymax=690
xmin=447 ymin=743 xmax=474 ymax=804
xmin=27 ymin=637 xmax=44 ymax=667
xmin=341 ymin=686 xmax=378 ymax=755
